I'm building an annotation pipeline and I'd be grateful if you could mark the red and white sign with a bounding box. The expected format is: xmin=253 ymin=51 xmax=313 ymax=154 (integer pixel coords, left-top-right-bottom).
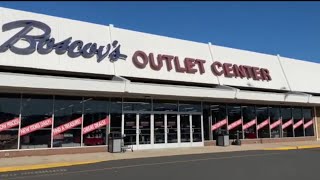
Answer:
xmin=0 ymin=117 xmax=20 ymax=132
xmin=257 ymin=119 xmax=269 ymax=130
xmin=243 ymin=119 xmax=256 ymax=130
xmin=293 ymin=119 xmax=304 ymax=129
xmin=83 ymin=117 xmax=110 ymax=135
xmin=53 ymin=117 xmax=82 ymax=136
xmin=282 ymin=119 xmax=293 ymax=130
xmin=304 ymin=120 xmax=313 ymax=129
xmin=270 ymin=119 xmax=281 ymax=130
xmin=20 ymin=117 xmax=53 ymax=136
xmin=211 ymin=119 xmax=227 ymax=131
xmin=228 ymin=119 xmax=242 ymax=130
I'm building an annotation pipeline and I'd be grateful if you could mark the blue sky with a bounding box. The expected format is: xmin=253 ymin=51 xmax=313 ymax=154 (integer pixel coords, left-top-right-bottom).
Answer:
xmin=0 ymin=1 xmax=319 ymax=63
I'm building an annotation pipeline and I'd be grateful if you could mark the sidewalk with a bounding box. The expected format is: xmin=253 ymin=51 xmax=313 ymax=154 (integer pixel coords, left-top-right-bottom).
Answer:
xmin=1 ymin=141 xmax=320 ymax=172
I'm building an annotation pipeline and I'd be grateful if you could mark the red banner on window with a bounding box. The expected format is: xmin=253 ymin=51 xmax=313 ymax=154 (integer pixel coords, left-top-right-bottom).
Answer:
xmin=270 ymin=119 xmax=281 ymax=130
xmin=304 ymin=120 xmax=313 ymax=129
xmin=20 ymin=117 xmax=53 ymax=136
xmin=282 ymin=119 xmax=293 ymax=130
xmin=53 ymin=117 xmax=82 ymax=136
xmin=0 ymin=117 xmax=20 ymax=132
xmin=257 ymin=119 xmax=269 ymax=130
xmin=293 ymin=119 xmax=304 ymax=129
xmin=228 ymin=119 xmax=242 ymax=130
xmin=243 ymin=119 xmax=256 ymax=130
xmin=83 ymin=117 xmax=110 ymax=135
xmin=211 ymin=119 xmax=227 ymax=131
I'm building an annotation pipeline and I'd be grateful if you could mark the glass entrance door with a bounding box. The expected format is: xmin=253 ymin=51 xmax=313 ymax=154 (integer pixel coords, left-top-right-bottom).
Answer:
xmin=192 ymin=115 xmax=202 ymax=142
xmin=153 ymin=114 xmax=178 ymax=148
xmin=123 ymin=113 xmax=137 ymax=146
xmin=180 ymin=114 xmax=191 ymax=143
xmin=123 ymin=113 xmax=151 ymax=150
xmin=154 ymin=114 xmax=165 ymax=144
xmin=138 ymin=114 xmax=151 ymax=146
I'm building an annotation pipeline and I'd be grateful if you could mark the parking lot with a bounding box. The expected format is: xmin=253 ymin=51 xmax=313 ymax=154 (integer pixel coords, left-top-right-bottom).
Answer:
xmin=1 ymin=148 xmax=320 ymax=180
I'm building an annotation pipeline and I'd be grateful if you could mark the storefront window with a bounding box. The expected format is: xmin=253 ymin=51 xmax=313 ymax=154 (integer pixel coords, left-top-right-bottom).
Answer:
xmin=292 ymin=107 xmax=304 ymax=137
xmin=202 ymin=103 xmax=210 ymax=140
xmin=281 ymin=107 xmax=293 ymax=137
xmin=242 ymin=105 xmax=256 ymax=139
xmin=211 ymin=104 xmax=227 ymax=140
xmin=179 ymin=101 xmax=201 ymax=112
xmin=53 ymin=96 xmax=82 ymax=148
xmin=123 ymin=98 xmax=151 ymax=111
xmin=269 ymin=106 xmax=281 ymax=138
xmin=303 ymin=108 xmax=314 ymax=136
xmin=227 ymin=104 xmax=242 ymax=139
xmin=256 ymin=106 xmax=270 ymax=138
xmin=110 ymin=98 xmax=122 ymax=134
xmin=0 ymin=94 xmax=21 ymax=150
xmin=20 ymin=95 xmax=53 ymax=149
xmin=153 ymin=99 xmax=178 ymax=112
xmin=83 ymin=98 xmax=109 ymax=146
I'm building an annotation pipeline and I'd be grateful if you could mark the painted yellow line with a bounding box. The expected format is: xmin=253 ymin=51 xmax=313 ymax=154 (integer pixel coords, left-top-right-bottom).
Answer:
xmin=0 ymin=160 xmax=104 ymax=173
xmin=263 ymin=147 xmax=298 ymax=151
xmin=297 ymin=145 xmax=320 ymax=149
xmin=263 ymin=144 xmax=320 ymax=151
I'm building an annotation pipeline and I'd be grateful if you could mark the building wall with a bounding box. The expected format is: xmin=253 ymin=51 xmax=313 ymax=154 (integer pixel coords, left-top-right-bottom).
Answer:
xmin=316 ymin=107 xmax=320 ymax=139
xmin=0 ymin=7 xmax=320 ymax=102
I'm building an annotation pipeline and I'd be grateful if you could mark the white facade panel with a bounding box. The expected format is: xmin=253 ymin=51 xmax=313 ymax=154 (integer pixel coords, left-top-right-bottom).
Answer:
xmin=0 ymin=7 xmax=116 ymax=76
xmin=280 ymin=56 xmax=320 ymax=94
xmin=210 ymin=45 xmax=290 ymax=91
xmin=112 ymin=27 xmax=219 ymax=85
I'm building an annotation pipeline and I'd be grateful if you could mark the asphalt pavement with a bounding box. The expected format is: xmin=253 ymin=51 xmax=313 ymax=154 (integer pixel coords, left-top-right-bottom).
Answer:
xmin=1 ymin=148 xmax=320 ymax=180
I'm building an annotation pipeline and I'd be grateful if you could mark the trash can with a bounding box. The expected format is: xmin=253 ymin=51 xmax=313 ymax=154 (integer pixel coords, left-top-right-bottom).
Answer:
xmin=108 ymin=132 xmax=122 ymax=153
xmin=216 ymin=130 xmax=229 ymax=146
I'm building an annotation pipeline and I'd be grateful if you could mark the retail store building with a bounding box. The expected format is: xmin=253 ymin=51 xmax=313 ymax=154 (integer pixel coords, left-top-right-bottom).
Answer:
xmin=0 ymin=7 xmax=319 ymax=157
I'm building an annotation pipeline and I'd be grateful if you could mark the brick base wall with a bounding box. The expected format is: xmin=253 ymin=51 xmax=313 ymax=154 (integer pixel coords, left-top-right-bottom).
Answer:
xmin=0 ymin=146 xmax=107 ymax=158
xmin=0 ymin=136 xmax=317 ymax=158
xmin=204 ymin=136 xmax=317 ymax=146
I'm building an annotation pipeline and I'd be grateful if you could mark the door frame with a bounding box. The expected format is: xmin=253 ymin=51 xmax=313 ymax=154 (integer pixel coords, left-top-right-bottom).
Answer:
xmin=122 ymin=111 xmax=204 ymax=150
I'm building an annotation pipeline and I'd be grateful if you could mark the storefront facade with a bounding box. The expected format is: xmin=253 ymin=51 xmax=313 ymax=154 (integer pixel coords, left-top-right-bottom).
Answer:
xmin=0 ymin=7 xmax=319 ymax=156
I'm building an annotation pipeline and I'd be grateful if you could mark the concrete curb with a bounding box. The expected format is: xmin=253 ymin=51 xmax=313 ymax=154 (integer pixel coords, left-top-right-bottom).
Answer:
xmin=0 ymin=160 xmax=104 ymax=173
xmin=263 ymin=145 xmax=320 ymax=151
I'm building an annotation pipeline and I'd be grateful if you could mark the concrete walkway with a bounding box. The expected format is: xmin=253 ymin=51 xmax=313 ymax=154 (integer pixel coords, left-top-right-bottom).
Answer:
xmin=1 ymin=141 xmax=320 ymax=172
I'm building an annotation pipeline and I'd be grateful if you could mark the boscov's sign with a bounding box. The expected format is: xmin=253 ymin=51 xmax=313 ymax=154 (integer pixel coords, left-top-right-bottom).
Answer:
xmin=0 ymin=20 xmax=127 ymax=62
xmin=132 ymin=50 xmax=272 ymax=81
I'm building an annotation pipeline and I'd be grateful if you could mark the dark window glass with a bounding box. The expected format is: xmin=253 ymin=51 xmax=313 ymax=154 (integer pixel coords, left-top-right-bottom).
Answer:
xmin=83 ymin=98 xmax=109 ymax=146
xmin=110 ymin=98 xmax=122 ymax=134
xmin=256 ymin=106 xmax=270 ymax=138
xmin=227 ymin=104 xmax=242 ymax=139
xmin=303 ymin=108 xmax=314 ymax=136
xmin=20 ymin=95 xmax=53 ymax=149
xmin=211 ymin=104 xmax=227 ymax=140
xmin=202 ymin=103 xmax=210 ymax=141
xmin=153 ymin=99 xmax=178 ymax=112
xmin=292 ymin=107 xmax=304 ymax=137
xmin=110 ymin=98 xmax=122 ymax=113
xmin=179 ymin=101 xmax=201 ymax=112
xmin=269 ymin=106 xmax=281 ymax=138
xmin=123 ymin=98 xmax=151 ymax=111
xmin=242 ymin=105 xmax=257 ymax=139
xmin=281 ymin=107 xmax=293 ymax=137
xmin=53 ymin=96 xmax=82 ymax=148
xmin=0 ymin=94 xmax=21 ymax=150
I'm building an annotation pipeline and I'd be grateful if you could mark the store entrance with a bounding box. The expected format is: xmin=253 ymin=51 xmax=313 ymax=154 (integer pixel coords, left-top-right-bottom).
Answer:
xmin=123 ymin=113 xmax=203 ymax=150
xmin=123 ymin=113 xmax=152 ymax=150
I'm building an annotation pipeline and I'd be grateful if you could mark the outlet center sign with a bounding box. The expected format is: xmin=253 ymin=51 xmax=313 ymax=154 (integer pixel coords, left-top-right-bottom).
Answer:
xmin=132 ymin=50 xmax=272 ymax=81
